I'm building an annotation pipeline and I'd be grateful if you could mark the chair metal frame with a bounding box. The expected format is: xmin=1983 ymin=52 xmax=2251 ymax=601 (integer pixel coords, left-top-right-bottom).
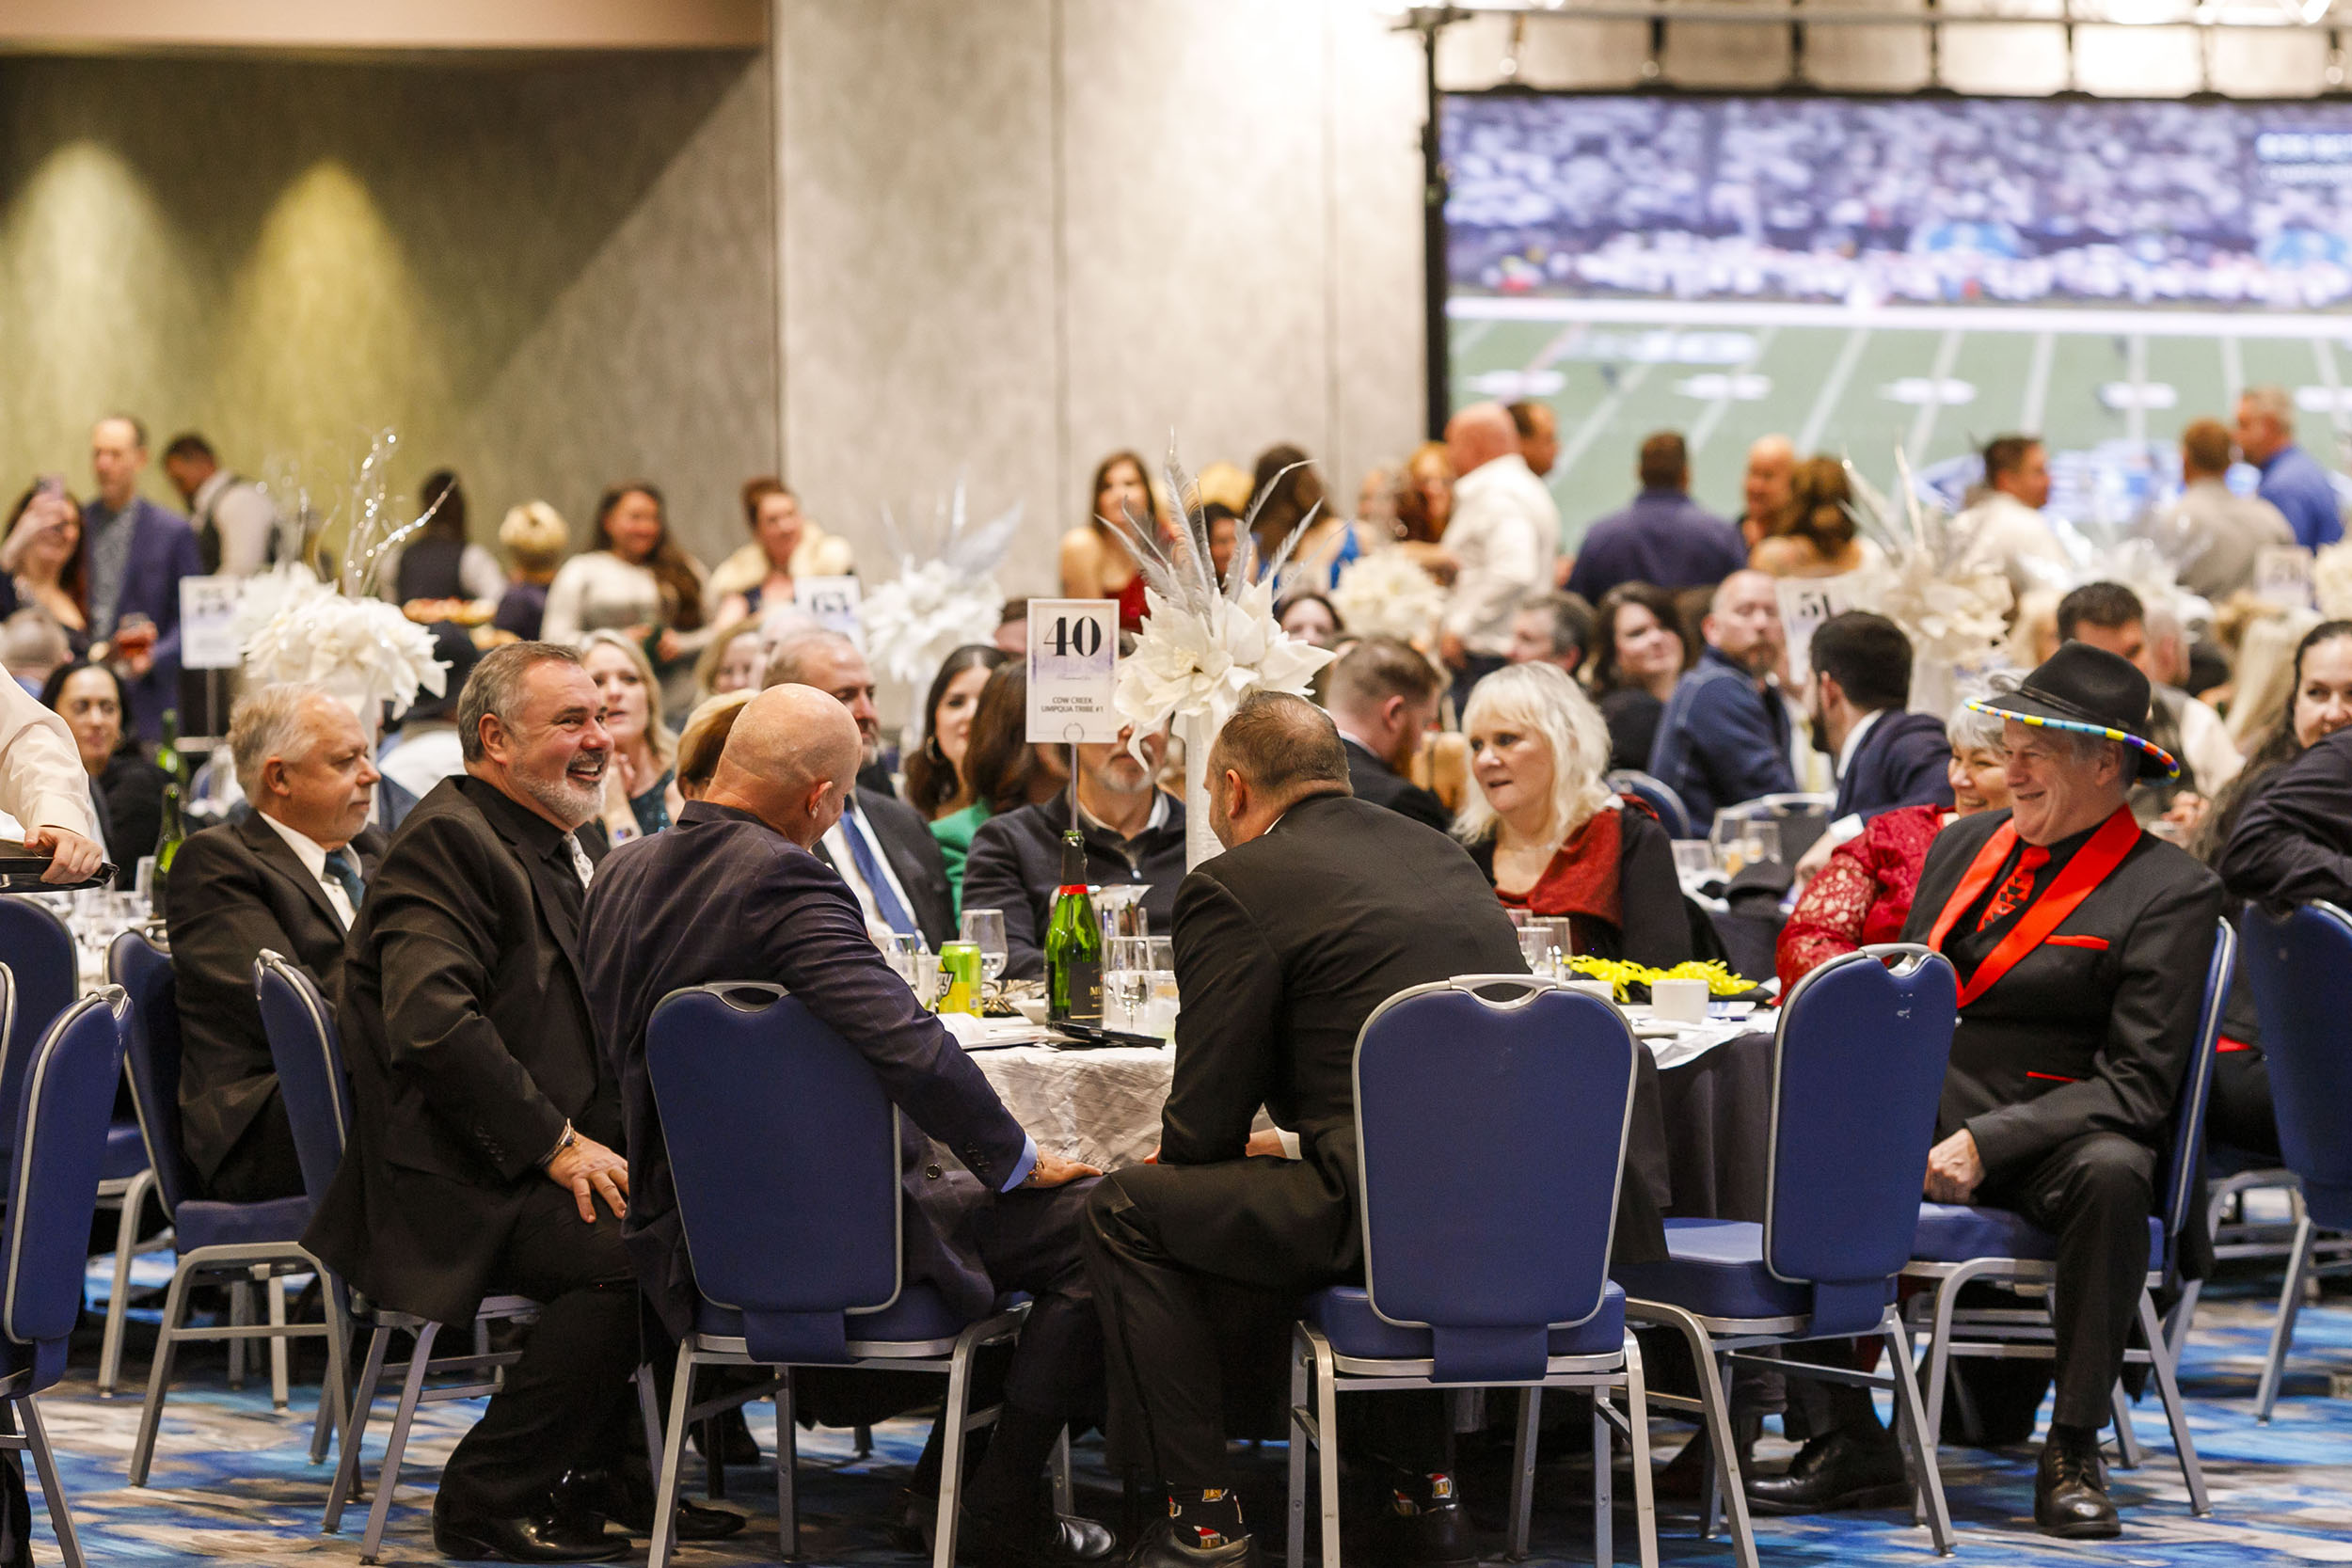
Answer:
xmin=1625 ymin=945 xmax=1962 ymax=1568
xmin=1286 ymin=974 xmax=1659 ymax=1568
xmin=0 ymin=987 xmax=134 ymax=1568
xmin=1899 ymin=920 xmax=2236 ymax=1519
xmin=251 ymin=950 xmax=538 ymax=1561
xmin=113 ymin=931 xmax=345 ymax=1488
xmin=640 ymin=983 xmax=1069 ymax=1568
xmin=1605 ymin=771 xmax=1692 ymax=840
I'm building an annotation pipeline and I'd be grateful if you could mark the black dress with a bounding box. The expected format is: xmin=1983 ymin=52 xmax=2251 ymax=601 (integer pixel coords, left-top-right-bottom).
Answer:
xmin=98 ymin=748 xmax=170 ymax=882
xmin=1600 ymin=685 xmax=1666 ymax=775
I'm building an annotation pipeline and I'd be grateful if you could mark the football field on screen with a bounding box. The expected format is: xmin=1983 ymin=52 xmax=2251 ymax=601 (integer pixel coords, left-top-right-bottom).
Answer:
xmin=1448 ymin=298 xmax=2352 ymax=543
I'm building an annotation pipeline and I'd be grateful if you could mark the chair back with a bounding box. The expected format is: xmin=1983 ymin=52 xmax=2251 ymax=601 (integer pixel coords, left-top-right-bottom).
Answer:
xmin=2152 ymin=919 xmax=2234 ymax=1275
xmin=1766 ymin=944 xmax=1957 ymax=1335
xmin=645 ymin=984 xmax=901 ymax=1364
xmin=2238 ymin=904 xmax=2352 ymax=1230
xmin=0 ymin=897 xmax=76 ymax=1157
xmin=110 ymin=929 xmax=196 ymax=1218
xmin=1605 ymin=771 xmax=1692 ymax=839
xmin=1354 ymin=975 xmax=1637 ymax=1384
xmin=4 ymin=989 xmax=129 ymax=1391
xmin=254 ymin=950 xmax=351 ymax=1205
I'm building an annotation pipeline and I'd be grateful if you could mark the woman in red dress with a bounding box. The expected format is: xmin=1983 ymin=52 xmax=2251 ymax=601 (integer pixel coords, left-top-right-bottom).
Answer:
xmin=1776 ymin=692 xmax=2012 ymax=992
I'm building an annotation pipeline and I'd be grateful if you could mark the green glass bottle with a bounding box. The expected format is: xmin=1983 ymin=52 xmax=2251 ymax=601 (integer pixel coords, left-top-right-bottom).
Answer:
xmin=154 ymin=707 xmax=182 ymax=788
xmin=1044 ymin=830 xmax=1102 ymax=1026
xmin=151 ymin=782 xmax=185 ymax=917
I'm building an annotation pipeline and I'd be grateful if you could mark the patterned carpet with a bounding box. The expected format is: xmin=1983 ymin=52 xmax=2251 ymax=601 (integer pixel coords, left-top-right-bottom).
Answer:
xmin=35 ymin=1270 xmax=2352 ymax=1566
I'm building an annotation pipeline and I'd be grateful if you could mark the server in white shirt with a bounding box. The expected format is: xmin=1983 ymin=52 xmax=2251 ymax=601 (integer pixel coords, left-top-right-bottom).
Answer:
xmin=1438 ymin=401 xmax=1559 ymax=690
xmin=0 ymin=674 xmax=103 ymax=880
xmin=765 ymin=629 xmax=958 ymax=947
xmin=166 ymin=683 xmax=384 ymax=1202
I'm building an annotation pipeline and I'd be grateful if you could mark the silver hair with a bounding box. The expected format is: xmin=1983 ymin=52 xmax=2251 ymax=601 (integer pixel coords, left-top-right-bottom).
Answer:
xmin=229 ymin=682 xmax=340 ymax=799
xmin=2241 ymin=384 xmax=2296 ymax=435
xmin=457 ymin=641 xmax=583 ymax=764
xmin=763 ymin=628 xmax=859 ymax=689
xmin=1947 ymin=672 xmax=2021 ymax=754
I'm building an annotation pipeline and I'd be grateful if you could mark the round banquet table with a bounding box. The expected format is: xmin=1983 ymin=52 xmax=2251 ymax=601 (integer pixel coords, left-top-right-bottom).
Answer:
xmin=971 ymin=1043 xmax=1178 ymax=1172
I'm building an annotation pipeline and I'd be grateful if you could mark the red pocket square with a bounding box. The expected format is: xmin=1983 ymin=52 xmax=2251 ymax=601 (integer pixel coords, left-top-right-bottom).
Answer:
xmin=2043 ymin=934 xmax=2109 ymax=950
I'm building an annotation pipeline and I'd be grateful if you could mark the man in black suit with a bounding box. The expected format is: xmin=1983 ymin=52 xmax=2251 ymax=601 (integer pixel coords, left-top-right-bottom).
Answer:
xmin=305 ymin=641 xmax=729 ymax=1563
xmin=1325 ymin=634 xmax=1451 ymax=833
xmin=1752 ymin=645 xmax=2220 ymax=1539
xmin=581 ymin=682 xmax=1112 ymax=1568
xmin=1810 ymin=611 xmax=1951 ymax=825
xmin=167 ymin=684 xmax=384 ymax=1203
xmin=1085 ymin=694 xmax=1660 ymax=1568
xmin=764 ymin=630 xmax=956 ymax=946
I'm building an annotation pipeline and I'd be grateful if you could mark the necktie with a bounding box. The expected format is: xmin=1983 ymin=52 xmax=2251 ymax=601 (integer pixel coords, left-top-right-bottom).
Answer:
xmin=563 ymin=832 xmax=596 ymax=889
xmin=1975 ymin=846 xmax=2051 ymax=933
xmin=842 ymin=806 xmax=918 ymax=938
xmin=324 ymin=847 xmax=365 ymax=912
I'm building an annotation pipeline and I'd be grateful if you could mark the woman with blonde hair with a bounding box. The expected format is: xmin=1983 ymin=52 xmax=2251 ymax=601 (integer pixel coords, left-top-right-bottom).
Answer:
xmin=580 ymin=629 xmax=683 ymax=841
xmin=674 ymin=689 xmax=754 ymax=800
xmin=1456 ymin=661 xmax=1691 ymax=966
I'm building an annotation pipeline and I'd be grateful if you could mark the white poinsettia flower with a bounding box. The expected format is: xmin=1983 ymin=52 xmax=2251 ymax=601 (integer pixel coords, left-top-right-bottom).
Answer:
xmin=1331 ymin=550 xmax=1445 ymax=641
xmin=240 ymin=563 xmax=446 ymax=720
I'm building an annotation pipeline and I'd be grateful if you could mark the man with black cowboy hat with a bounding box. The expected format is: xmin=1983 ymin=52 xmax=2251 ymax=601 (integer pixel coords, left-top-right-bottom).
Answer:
xmin=1743 ymin=642 xmax=2220 ymax=1539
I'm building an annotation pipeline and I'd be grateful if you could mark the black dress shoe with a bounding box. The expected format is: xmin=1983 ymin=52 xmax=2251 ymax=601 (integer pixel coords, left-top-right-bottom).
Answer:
xmin=550 ymin=1465 xmax=747 ymax=1542
xmin=431 ymin=1494 xmax=627 ymax=1563
xmin=884 ymin=1487 xmax=938 ymax=1555
xmin=965 ymin=1506 xmax=1119 ymax=1568
xmin=2034 ymin=1428 xmax=2121 ymax=1540
xmin=1363 ymin=1497 xmax=1476 ymax=1568
xmin=1744 ymin=1429 xmax=1911 ymax=1516
xmin=1121 ymin=1516 xmax=1260 ymax=1568
xmin=690 ymin=1405 xmax=763 ymax=1466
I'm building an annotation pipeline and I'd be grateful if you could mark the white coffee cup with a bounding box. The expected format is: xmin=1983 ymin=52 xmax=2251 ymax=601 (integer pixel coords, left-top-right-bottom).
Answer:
xmin=1565 ymin=978 xmax=1615 ymax=1002
xmin=1650 ymin=976 xmax=1710 ymax=1024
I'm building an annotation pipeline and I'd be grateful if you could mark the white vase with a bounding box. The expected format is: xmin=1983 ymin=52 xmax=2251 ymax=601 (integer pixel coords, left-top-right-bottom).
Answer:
xmin=1180 ymin=712 xmax=1221 ymax=871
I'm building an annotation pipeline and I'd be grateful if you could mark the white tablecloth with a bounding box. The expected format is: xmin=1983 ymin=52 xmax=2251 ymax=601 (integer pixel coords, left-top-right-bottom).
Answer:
xmin=971 ymin=1041 xmax=1176 ymax=1173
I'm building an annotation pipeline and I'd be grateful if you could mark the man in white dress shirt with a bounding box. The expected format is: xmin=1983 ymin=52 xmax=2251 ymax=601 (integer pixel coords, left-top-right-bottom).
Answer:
xmin=1953 ymin=435 xmax=2069 ymax=594
xmin=167 ymin=684 xmax=383 ymax=1201
xmin=1439 ymin=401 xmax=1559 ymax=691
xmin=764 ymin=630 xmax=957 ymax=947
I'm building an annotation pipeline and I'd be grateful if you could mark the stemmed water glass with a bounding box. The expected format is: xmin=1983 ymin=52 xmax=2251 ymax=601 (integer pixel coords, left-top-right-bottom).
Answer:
xmin=961 ymin=909 xmax=1009 ymax=989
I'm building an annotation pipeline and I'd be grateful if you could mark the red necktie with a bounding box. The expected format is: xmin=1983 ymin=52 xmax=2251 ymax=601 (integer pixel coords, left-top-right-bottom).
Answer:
xmin=1975 ymin=846 xmax=2051 ymax=933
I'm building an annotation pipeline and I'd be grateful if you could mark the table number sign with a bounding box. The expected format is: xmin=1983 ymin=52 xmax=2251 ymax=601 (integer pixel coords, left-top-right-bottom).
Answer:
xmin=793 ymin=575 xmax=866 ymax=641
xmin=178 ymin=577 xmax=245 ymax=670
xmin=1775 ymin=573 xmax=1859 ymax=688
xmin=1026 ymin=599 xmax=1121 ymax=743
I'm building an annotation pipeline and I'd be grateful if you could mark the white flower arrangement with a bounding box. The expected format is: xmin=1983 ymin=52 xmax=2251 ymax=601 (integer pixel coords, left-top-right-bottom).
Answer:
xmin=857 ymin=486 xmax=1020 ymax=691
xmin=1844 ymin=451 xmax=2015 ymax=715
xmin=1329 ymin=548 xmax=1446 ymax=642
xmin=2315 ymin=539 xmax=2352 ymax=619
xmin=238 ymin=562 xmax=447 ymax=720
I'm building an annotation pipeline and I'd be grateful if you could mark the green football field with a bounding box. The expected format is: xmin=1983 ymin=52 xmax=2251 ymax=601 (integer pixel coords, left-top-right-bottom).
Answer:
xmin=1447 ymin=298 xmax=2352 ymax=542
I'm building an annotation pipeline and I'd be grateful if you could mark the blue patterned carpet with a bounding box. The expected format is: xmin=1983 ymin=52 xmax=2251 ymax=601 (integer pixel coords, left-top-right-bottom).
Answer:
xmin=37 ymin=1274 xmax=2352 ymax=1565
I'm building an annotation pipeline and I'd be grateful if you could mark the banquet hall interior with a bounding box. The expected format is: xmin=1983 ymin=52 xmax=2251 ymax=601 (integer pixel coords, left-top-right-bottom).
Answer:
xmin=4 ymin=0 xmax=2352 ymax=1565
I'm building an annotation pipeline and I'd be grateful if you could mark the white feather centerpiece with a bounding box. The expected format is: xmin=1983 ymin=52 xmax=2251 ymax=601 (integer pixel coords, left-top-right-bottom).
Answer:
xmin=1844 ymin=451 xmax=2015 ymax=718
xmin=1109 ymin=442 xmax=1336 ymax=868
xmin=1329 ymin=547 xmax=1447 ymax=643
xmin=858 ymin=485 xmax=1021 ymax=703
xmin=236 ymin=562 xmax=447 ymax=732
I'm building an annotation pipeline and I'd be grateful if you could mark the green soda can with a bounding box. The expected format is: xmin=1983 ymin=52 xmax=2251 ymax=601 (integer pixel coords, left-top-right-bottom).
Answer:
xmin=939 ymin=942 xmax=983 ymax=1015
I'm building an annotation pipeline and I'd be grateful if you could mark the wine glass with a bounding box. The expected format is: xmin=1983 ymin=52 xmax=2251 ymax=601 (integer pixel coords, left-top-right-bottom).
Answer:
xmin=961 ymin=908 xmax=1009 ymax=987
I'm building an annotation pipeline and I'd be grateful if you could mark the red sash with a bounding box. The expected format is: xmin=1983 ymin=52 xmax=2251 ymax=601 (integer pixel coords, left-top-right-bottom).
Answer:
xmin=1926 ymin=806 xmax=2141 ymax=1008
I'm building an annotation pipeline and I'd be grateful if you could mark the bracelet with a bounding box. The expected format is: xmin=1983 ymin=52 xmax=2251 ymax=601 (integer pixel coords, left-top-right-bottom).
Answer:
xmin=541 ymin=1119 xmax=578 ymax=1167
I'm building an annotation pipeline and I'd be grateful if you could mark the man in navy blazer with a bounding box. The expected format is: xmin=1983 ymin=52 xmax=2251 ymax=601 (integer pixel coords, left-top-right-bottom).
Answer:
xmin=1810 ymin=611 xmax=1952 ymax=825
xmin=581 ymin=684 xmax=1112 ymax=1568
xmin=83 ymin=417 xmax=202 ymax=741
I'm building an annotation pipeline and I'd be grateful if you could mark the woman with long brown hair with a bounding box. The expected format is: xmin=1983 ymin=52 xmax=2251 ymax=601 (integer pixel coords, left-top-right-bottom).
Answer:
xmin=542 ymin=481 xmax=715 ymax=720
xmin=1059 ymin=451 xmax=1163 ymax=629
xmin=4 ymin=480 xmax=90 ymax=657
xmin=1750 ymin=454 xmax=1870 ymax=577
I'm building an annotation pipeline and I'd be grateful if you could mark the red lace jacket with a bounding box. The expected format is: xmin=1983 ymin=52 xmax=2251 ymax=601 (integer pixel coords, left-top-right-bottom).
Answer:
xmin=1775 ymin=802 xmax=1948 ymax=994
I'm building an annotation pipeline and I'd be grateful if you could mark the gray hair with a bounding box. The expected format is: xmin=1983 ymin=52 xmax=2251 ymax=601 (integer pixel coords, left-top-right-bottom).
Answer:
xmin=763 ymin=628 xmax=858 ymax=689
xmin=457 ymin=641 xmax=582 ymax=765
xmin=229 ymin=681 xmax=339 ymax=799
xmin=1947 ymin=673 xmax=2021 ymax=754
xmin=2241 ymin=384 xmax=2296 ymax=435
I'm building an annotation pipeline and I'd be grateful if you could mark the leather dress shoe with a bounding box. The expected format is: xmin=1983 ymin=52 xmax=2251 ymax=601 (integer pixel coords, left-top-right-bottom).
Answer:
xmin=966 ymin=1507 xmax=1119 ymax=1568
xmin=1744 ymin=1429 xmax=1911 ymax=1516
xmin=431 ymin=1493 xmax=626 ymax=1563
xmin=1120 ymin=1515 xmax=1260 ymax=1568
xmin=1363 ymin=1497 xmax=1476 ymax=1568
xmin=884 ymin=1487 xmax=938 ymax=1555
xmin=551 ymin=1465 xmax=746 ymax=1542
xmin=2034 ymin=1428 xmax=2121 ymax=1540
xmin=690 ymin=1405 xmax=762 ymax=1466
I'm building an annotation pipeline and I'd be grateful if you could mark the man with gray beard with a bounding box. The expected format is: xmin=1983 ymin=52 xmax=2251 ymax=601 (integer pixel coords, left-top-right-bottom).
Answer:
xmin=307 ymin=641 xmax=739 ymax=1561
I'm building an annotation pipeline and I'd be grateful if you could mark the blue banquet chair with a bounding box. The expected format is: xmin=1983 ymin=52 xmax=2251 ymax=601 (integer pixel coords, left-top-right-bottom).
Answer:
xmin=1903 ymin=919 xmax=2234 ymax=1515
xmin=1287 ymin=974 xmax=1657 ymax=1568
xmin=0 ymin=986 xmax=133 ymax=1568
xmin=254 ymin=949 xmax=539 ymax=1560
xmin=1613 ymin=945 xmax=1961 ymax=1568
xmin=2233 ymin=902 xmax=2352 ymax=1420
xmin=1606 ymin=771 xmax=1693 ymax=841
xmin=642 ymin=983 xmax=1064 ymax=1568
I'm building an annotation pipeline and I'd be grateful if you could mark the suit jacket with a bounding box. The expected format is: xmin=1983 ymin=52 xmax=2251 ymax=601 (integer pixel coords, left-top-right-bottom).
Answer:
xmin=82 ymin=497 xmax=202 ymax=741
xmin=810 ymin=786 xmax=957 ymax=950
xmin=166 ymin=814 xmax=385 ymax=1185
xmin=1901 ymin=808 xmax=2222 ymax=1180
xmin=1341 ymin=736 xmax=1452 ymax=833
xmin=303 ymin=776 xmax=615 ymax=1327
xmin=581 ymin=801 xmax=1030 ymax=1339
xmin=962 ymin=792 xmax=1188 ymax=979
xmin=1162 ymin=793 xmax=1667 ymax=1278
xmin=1832 ymin=710 xmax=1953 ymax=822
xmin=2217 ymin=724 xmax=2352 ymax=911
